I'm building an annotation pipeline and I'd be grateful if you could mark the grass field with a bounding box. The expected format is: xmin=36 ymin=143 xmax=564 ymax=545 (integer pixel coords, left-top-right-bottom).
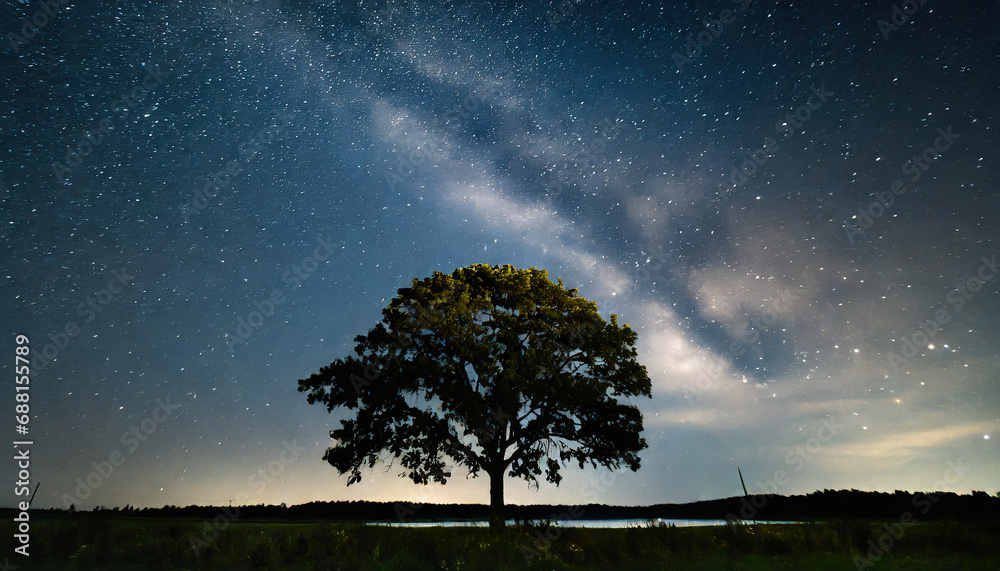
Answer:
xmin=4 ymin=517 xmax=998 ymax=570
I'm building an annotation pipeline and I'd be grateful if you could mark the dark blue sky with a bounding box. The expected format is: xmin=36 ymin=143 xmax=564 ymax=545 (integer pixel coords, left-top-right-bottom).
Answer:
xmin=1 ymin=0 xmax=998 ymax=510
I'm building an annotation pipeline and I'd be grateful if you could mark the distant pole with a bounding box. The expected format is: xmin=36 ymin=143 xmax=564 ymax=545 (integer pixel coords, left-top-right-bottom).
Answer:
xmin=737 ymin=466 xmax=748 ymax=497
xmin=28 ymin=482 xmax=40 ymax=505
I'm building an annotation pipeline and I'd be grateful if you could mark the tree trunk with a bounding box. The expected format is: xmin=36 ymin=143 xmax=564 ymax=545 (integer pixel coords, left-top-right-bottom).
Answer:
xmin=489 ymin=468 xmax=505 ymax=529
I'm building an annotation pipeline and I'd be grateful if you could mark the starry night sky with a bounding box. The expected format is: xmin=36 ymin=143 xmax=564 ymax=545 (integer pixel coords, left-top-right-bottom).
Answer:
xmin=1 ymin=0 xmax=998 ymax=511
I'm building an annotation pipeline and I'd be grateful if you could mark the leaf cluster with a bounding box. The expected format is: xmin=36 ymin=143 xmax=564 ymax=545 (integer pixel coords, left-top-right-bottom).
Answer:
xmin=298 ymin=264 xmax=652 ymax=488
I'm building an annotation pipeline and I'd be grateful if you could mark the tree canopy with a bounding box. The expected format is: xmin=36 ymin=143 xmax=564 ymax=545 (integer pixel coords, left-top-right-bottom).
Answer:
xmin=298 ymin=263 xmax=652 ymax=526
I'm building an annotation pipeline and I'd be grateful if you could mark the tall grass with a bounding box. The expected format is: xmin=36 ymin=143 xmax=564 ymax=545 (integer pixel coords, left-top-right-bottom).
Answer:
xmin=4 ymin=517 xmax=998 ymax=570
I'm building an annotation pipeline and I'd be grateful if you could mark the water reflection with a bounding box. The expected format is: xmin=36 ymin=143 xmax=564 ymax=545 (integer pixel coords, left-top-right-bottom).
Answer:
xmin=373 ymin=518 xmax=800 ymax=528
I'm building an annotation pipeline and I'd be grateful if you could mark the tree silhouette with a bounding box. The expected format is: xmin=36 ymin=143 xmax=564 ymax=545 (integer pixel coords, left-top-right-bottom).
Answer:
xmin=298 ymin=264 xmax=651 ymax=527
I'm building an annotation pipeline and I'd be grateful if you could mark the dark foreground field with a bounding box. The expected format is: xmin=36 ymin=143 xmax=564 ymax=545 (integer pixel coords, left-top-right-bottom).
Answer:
xmin=3 ymin=518 xmax=999 ymax=570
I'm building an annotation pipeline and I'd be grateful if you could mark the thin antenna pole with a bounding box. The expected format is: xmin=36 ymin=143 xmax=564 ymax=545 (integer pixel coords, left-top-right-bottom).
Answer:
xmin=737 ymin=466 xmax=748 ymax=497
xmin=28 ymin=482 xmax=40 ymax=505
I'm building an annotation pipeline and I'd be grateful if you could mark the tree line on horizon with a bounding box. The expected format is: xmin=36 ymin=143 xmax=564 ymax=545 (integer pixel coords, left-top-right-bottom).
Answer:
xmin=34 ymin=489 xmax=1000 ymax=522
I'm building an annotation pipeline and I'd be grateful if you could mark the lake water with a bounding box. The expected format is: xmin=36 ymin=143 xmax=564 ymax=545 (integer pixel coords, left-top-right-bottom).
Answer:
xmin=372 ymin=519 xmax=745 ymax=528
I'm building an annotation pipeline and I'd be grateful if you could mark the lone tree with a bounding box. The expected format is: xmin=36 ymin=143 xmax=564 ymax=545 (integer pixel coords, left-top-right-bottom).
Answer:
xmin=298 ymin=264 xmax=651 ymax=527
